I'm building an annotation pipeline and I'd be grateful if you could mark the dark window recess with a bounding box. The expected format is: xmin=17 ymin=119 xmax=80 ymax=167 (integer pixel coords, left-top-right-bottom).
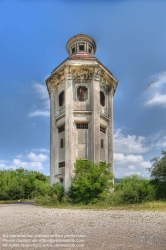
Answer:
xmin=59 ymin=178 xmax=63 ymax=183
xmin=77 ymin=86 xmax=88 ymax=101
xmin=60 ymin=139 xmax=64 ymax=148
xmin=59 ymin=161 xmax=65 ymax=168
xmin=79 ymin=44 xmax=84 ymax=51
xmin=101 ymin=139 xmax=104 ymax=148
xmin=76 ymin=123 xmax=88 ymax=129
xmin=88 ymin=45 xmax=92 ymax=54
xmin=100 ymin=91 xmax=105 ymax=106
xmin=100 ymin=126 xmax=106 ymax=134
xmin=72 ymin=47 xmax=75 ymax=54
xmin=59 ymin=91 xmax=65 ymax=106
xmin=58 ymin=125 xmax=65 ymax=133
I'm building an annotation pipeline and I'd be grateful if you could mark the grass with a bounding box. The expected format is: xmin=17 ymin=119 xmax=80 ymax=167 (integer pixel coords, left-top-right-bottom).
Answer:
xmin=34 ymin=200 xmax=166 ymax=212
xmin=1 ymin=198 xmax=166 ymax=212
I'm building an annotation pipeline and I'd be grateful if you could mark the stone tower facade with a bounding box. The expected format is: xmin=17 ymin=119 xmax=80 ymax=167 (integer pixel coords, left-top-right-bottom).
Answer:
xmin=46 ymin=34 xmax=118 ymax=192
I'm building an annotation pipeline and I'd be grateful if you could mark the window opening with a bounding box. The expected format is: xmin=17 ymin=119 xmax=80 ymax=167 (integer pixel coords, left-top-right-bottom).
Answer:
xmin=76 ymin=123 xmax=88 ymax=129
xmin=101 ymin=139 xmax=104 ymax=148
xmin=79 ymin=44 xmax=84 ymax=51
xmin=77 ymin=86 xmax=88 ymax=102
xmin=100 ymin=126 xmax=106 ymax=134
xmin=88 ymin=45 xmax=92 ymax=54
xmin=72 ymin=46 xmax=75 ymax=54
xmin=59 ymin=91 xmax=65 ymax=106
xmin=60 ymin=139 xmax=64 ymax=148
xmin=100 ymin=91 xmax=105 ymax=106
xmin=58 ymin=125 xmax=65 ymax=133
xmin=59 ymin=178 xmax=63 ymax=183
xmin=59 ymin=161 xmax=65 ymax=168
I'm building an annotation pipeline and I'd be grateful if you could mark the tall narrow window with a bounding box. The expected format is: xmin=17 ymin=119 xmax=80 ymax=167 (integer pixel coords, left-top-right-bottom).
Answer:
xmin=60 ymin=139 xmax=64 ymax=148
xmin=77 ymin=86 xmax=88 ymax=102
xmin=59 ymin=91 xmax=65 ymax=106
xmin=72 ymin=46 xmax=75 ymax=54
xmin=100 ymin=91 xmax=105 ymax=106
xmin=101 ymin=139 xmax=104 ymax=148
xmin=88 ymin=45 xmax=92 ymax=54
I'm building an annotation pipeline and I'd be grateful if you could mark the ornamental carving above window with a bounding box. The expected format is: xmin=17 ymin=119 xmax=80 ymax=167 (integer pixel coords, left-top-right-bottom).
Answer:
xmin=77 ymin=86 xmax=88 ymax=102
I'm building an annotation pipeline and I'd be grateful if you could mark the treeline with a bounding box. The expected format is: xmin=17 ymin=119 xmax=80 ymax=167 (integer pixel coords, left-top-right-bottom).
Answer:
xmin=0 ymin=168 xmax=50 ymax=200
xmin=0 ymin=150 xmax=165 ymax=205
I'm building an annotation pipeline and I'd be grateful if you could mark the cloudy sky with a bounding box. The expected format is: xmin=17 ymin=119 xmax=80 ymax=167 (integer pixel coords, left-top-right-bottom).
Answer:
xmin=0 ymin=0 xmax=166 ymax=178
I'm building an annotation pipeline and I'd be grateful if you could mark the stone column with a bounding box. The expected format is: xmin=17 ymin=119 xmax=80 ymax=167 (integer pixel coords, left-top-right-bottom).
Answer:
xmin=65 ymin=68 xmax=73 ymax=192
xmin=92 ymin=71 xmax=100 ymax=163
xmin=108 ymin=88 xmax=114 ymax=176
xmin=50 ymin=86 xmax=56 ymax=186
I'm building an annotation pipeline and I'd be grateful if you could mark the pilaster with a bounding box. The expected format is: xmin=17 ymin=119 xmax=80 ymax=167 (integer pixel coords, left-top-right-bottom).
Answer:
xmin=64 ymin=68 xmax=73 ymax=192
xmin=92 ymin=70 xmax=100 ymax=163
xmin=50 ymin=86 xmax=56 ymax=186
xmin=108 ymin=88 xmax=114 ymax=175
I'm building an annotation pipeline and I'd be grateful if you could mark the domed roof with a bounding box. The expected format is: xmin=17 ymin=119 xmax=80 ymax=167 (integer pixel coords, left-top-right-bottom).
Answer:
xmin=66 ymin=33 xmax=97 ymax=56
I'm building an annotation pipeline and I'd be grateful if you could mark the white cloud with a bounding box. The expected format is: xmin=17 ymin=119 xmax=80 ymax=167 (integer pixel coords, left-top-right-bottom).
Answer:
xmin=114 ymin=153 xmax=144 ymax=164
xmin=114 ymin=129 xmax=150 ymax=154
xmin=29 ymin=82 xmax=50 ymax=117
xmin=33 ymin=82 xmax=48 ymax=100
xmin=114 ymin=152 xmax=151 ymax=177
xmin=13 ymin=159 xmax=43 ymax=170
xmin=32 ymin=148 xmax=50 ymax=153
xmin=155 ymin=136 xmax=166 ymax=149
xmin=0 ymin=160 xmax=10 ymax=163
xmin=0 ymin=163 xmax=6 ymax=168
xmin=0 ymin=159 xmax=44 ymax=171
xmin=27 ymin=152 xmax=47 ymax=162
xmin=124 ymin=172 xmax=142 ymax=177
xmin=144 ymin=71 xmax=166 ymax=108
xmin=16 ymin=154 xmax=23 ymax=158
xmin=29 ymin=110 xmax=50 ymax=117
xmin=127 ymin=165 xmax=136 ymax=170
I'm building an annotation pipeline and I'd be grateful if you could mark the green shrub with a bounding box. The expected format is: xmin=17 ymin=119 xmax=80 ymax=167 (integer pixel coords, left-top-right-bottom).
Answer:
xmin=68 ymin=159 xmax=113 ymax=204
xmin=49 ymin=183 xmax=64 ymax=202
xmin=118 ymin=175 xmax=155 ymax=204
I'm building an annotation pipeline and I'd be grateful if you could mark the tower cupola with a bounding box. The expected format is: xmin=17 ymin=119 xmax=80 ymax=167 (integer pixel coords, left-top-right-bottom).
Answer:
xmin=66 ymin=33 xmax=97 ymax=56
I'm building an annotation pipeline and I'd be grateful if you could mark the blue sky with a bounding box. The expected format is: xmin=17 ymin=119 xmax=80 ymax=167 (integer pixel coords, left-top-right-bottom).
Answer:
xmin=0 ymin=0 xmax=166 ymax=178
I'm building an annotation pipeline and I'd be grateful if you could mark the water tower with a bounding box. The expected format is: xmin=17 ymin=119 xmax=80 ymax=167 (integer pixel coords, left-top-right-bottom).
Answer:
xmin=46 ymin=34 xmax=118 ymax=191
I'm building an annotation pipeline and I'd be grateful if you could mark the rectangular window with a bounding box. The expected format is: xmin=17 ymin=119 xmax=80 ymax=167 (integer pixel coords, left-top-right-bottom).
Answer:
xmin=79 ymin=44 xmax=84 ymax=51
xmin=72 ymin=47 xmax=75 ymax=54
xmin=101 ymin=139 xmax=104 ymax=148
xmin=60 ymin=139 xmax=64 ymax=148
xmin=58 ymin=125 xmax=65 ymax=133
xmin=100 ymin=126 xmax=106 ymax=134
xmin=59 ymin=178 xmax=63 ymax=183
xmin=59 ymin=161 xmax=65 ymax=168
xmin=76 ymin=123 xmax=88 ymax=129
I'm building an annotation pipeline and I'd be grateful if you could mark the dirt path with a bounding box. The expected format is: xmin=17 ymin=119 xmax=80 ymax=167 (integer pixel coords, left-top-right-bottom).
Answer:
xmin=0 ymin=204 xmax=166 ymax=250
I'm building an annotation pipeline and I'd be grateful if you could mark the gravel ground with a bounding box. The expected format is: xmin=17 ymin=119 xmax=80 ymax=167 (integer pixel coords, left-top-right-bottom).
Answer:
xmin=0 ymin=203 xmax=166 ymax=250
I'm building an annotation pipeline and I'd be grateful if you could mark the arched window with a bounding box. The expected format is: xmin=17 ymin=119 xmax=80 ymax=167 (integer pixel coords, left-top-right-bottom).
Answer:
xmin=77 ymin=86 xmax=88 ymax=102
xmin=59 ymin=91 xmax=65 ymax=106
xmin=100 ymin=91 xmax=105 ymax=107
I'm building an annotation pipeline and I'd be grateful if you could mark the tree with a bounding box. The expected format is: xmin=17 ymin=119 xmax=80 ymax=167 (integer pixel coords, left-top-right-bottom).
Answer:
xmin=68 ymin=159 xmax=114 ymax=204
xmin=118 ymin=175 xmax=155 ymax=204
xmin=147 ymin=150 xmax=166 ymax=199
